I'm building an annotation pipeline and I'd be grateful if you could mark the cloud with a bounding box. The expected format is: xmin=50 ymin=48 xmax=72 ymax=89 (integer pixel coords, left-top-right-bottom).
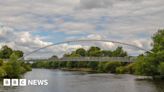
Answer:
xmin=0 ymin=0 xmax=163 ymax=58
xmin=0 ymin=26 xmax=52 ymax=51
xmin=58 ymin=22 xmax=96 ymax=34
xmin=0 ymin=25 xmax=90 ymax=59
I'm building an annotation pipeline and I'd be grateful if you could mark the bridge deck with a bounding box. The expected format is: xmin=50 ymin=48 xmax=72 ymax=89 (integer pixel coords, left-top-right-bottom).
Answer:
xmin=26 ymin=57 xmax=136 ymax=62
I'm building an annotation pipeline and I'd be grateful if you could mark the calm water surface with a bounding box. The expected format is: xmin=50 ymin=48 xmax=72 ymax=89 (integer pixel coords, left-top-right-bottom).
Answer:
xmin=0 ymin=69 xmax=164 ymax=92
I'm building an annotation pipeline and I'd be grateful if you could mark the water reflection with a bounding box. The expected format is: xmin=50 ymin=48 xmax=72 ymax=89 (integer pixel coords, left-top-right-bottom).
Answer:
xmin=0 ymin=69 xmax=164 ymax=92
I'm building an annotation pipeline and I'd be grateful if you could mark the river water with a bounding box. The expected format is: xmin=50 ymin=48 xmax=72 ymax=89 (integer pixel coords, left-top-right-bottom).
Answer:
xmin=0 ymin=69 xmax=164 ymax=92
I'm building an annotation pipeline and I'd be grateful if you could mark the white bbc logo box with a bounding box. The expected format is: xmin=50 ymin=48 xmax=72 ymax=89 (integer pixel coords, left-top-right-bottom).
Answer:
xmin=3 ymin=79 xmax=26 ymax=86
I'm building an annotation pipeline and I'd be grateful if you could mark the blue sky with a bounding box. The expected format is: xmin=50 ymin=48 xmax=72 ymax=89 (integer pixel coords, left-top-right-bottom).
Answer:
xmin=0 ymin=0 xmax=164 ymax=58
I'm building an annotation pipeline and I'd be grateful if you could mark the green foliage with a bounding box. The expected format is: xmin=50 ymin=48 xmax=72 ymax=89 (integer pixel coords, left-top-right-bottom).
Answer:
xmin=0 ymin=67 xmax=6 ymax=78
xmin=69 ymin=51 xmax=81 ymax=57
xmin=0 ymin=45 xmax=24 ymax=59
xmin=13 ymin=50 xmax=24 ymax=58
xmin=87 ymin=62 xmax=98 ymax=70
xmin=133 ymin=30 xmax=164 ymax=78
xmin=101 ymin=50 xmax=112 ymax=57
xmin=103 ymin=62 xmax=122 ymax=73
xmin=87 ymin=46 xmax=101 ymax=56
xmin=112 ymin=47 xmax=127 ymax=57
xmin=0 ymin=59 xmax=3 ymax=66
xmin=66 ymin=61 xmax=74 ymax=68
xmin=2 ymin=53 xmax=22 ymax=78
xmin=152 ymin=29 xmax=164 ymax=52
xmin=97 ymin=62 xmax=106 ymax=72
xmin=50 ymin=61 xmax=59 ymax=68
xmin=20 ymin=62 xmax=32 ymax=71
xmin=0 ymin=45 xmax=13 ymax=59
xmin=116 ymin=66 xmax=127 ymax=74
xmin=77 ymin=61 xmax=88 ymax=68
xmin=75 ymin=48 xmax=86 ymax=56
xmin=125 ymin=63 xmax=135 ymax=74
xmin=158 ymin=62 xmax=164 ymax=75
xmin=1 ymin=53 xmax=31 ymax=78
xmin=134 ymin=56 xmax=158 ymax=76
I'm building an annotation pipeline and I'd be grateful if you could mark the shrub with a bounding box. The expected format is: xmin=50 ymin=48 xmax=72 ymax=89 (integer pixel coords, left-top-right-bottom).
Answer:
xmin=0 ymin=67 xmax=6 ymax=78
xmin=98 ymin=62 xmax=107 ymax=72
xmin=134 ymin=57 xmax=158 ymax=76
xmin=103 ymin=62 xmax=122 ymax=73
xmin=2 ymin=64 xmax=13 ymax=78
xmin=87 ymin=62 xmax=98 ymax=70
xmin=116 ymin=66 xmax=126 ymax=74
xmin=66 ymin=61 xmax=74 ymax=68
xmin=125 ymin=63 xmax=135 ymax=74
xmin=0 ymin=59 xmax=3 ymax=66
xmin=20 ymin=66 xmax=26 ymax=74
xmin=158 ymin=62 xmax=164 ymax=75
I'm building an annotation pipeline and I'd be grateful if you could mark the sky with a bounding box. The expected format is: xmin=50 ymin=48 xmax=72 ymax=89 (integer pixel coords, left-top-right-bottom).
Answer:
xmin=0 ymin=0 xmax=164 ymax=59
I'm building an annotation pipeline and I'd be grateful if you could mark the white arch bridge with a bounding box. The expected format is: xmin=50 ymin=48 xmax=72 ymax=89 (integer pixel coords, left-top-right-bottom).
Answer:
xmin=21 ymin=39 xmax=151 ymax=63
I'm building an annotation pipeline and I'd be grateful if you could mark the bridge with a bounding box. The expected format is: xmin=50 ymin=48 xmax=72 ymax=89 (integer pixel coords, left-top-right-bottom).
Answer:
xmin=25 ymin=57 xmax=136 ymax=63
xmin=20 ymin=39 xmax=150 ymax=63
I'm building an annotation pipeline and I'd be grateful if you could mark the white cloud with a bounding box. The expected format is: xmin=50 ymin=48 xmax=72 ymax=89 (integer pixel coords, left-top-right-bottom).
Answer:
xmin=59 ymin=22 xmax=96 ymax=34
xmin=0 ymin=25 xmax=90 ymax=59
xmin=0 ymin=0 xmax=163 ymax=58
xmin=0 ymin=26 xmax=52 ymax=52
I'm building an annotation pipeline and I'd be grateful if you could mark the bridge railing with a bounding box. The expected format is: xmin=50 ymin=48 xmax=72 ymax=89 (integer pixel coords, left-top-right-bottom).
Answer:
xmin=26 ymin=57 xmax=136 ymax=63
xmin=49 ymin=57 xmax=136 ymax=62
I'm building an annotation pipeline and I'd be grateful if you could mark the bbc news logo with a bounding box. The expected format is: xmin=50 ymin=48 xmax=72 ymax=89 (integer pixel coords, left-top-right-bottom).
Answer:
xmin=3 ymin=79 xmax=48 ymax=86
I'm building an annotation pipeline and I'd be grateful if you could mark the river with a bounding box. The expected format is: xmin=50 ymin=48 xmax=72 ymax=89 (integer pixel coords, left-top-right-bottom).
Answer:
xmin=0 ymin=69 xmax=164 ymax=92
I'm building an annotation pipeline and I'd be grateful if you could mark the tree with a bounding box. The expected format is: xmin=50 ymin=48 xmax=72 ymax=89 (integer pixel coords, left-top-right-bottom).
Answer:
xmin=134 ymin=56 xmax=158 ymax=76
xmin=87 ymin=46 xmax=102 ymax=57
xmin=152 ymin=29 xmax=164 ymax=52
xmin=69 ymin=51 xmax=80 ymax=57
xmin=101 ymin=50 xmax=112 ymax=57
xmin=75 ymin=48 xmax=86 ymax=57
xmin=134 ymin=30 xmax=164 ymax=77
xmin=112 ymin=47 xmax=127 ymax=57
xmin=3 ymin=53 xmax=23 ymax=78
xmin=13 ymin=50 xmax=24 ymax=58
xmin=0 ymin=45 xmax=13 ymax=59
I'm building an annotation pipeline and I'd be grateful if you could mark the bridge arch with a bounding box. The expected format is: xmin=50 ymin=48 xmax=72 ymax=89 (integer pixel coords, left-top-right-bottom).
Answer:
xmin=20 ymin=39 xmax=152 ymax=60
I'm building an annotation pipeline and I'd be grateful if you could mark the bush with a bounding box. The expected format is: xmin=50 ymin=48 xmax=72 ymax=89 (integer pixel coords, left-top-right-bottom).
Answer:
xmin=116 ymin=66 xmax=126 ymax=74
xmin=125 ymin=63 xmax=135 ymax=74
xmin=0 ymin=59 xmax=3 ymax=66
xmin=98 ymin=62 xmax=107 ymax=72
xmin=103 ymin=62 xmax=122 ymax=73
xmin=87 ymin=62 xmax=98 ymax=70
xmin=2 ymin=64 xmax=13 ymax=78
xmin=158 ymin=62 xmax=164 ymax=75
xmin=0 ymin=67 xmax=6 ymax=78
xmin=2 ymin=53 xmax=24 ymax=78
xmin=66 ymin=61 xmax=72 ymax=68
xmin=134 ymin=56 xmax=158 ymax=76
xmin=20 ymin=66 xmax=26 ymax=74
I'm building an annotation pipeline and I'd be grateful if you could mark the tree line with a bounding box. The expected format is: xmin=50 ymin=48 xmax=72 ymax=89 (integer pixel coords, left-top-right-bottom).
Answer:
xmin=32 ymin=29 xmax=164 ymax=79
xmin=32 ymin=46 xmax=129 ymax=73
